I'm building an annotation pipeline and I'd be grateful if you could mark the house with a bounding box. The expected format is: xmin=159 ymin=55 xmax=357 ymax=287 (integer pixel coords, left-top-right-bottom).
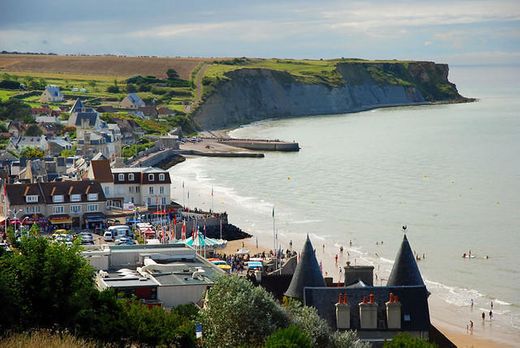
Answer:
xmin=48 ymin=138 xmax=73 ymax=156
xmin=35 ymin=115 xmax=59 ymax=124
xmin=111 ymin=118 xmax=144 ymax=144
xmin=157 ymin=106 xmax=175 ymax=118
xmin=40 ymin=85 xmax=64 ymax=102
xmin=84 ymin=244 xmax=224 ymax=308
xmin=1 ymin=180 xmax=107 ymax=229
xmin=77 ymin=130 xmax=120 ymax=161
xmin=86 ymin=159 xmax=119 ymax=208
xmin=111 ymin=167 xmax=171 ymax=207
xmin=8 ymin=135 xmax=49 ymax=153
xmin=67 ymin=99 xmax=103 ymax=137
xmin=120 ymin=93 xmax=146 ymax=109
xmin=291 ymin=235 xmax=435 ymax=346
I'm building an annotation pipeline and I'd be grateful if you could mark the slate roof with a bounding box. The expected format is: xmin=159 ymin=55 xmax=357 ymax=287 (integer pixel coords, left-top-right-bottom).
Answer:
xmin=127 ymin=93 xmax=145 ymax=107
xmin=5 ymin=180 xmax=106 ymax=206
xmin=387 ymin=235 xmax=425 ymax=286
xmin=69 ymin=99 xmax=85 ymax=113
xmin=90 ymin=160 xmax=113 ymax=183
xmin=304 ymin=285 xmax=430 ymax=331
xmin=112 ymin=167 xmax=171 ymax=185
xmin=70 ymin=111 xmax=99 ymax=127
xmin=285 ymin=235 xmax=326 ymax=299
xmin=45 ymin=85 xmax=62 ymax=97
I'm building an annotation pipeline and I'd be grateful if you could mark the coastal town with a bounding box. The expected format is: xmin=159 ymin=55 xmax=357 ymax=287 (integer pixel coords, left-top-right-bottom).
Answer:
xmin=1 ymin=1 xmax=518 ymax=345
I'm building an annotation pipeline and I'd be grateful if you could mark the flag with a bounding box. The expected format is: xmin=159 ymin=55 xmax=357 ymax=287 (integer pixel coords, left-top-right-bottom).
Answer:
xmin=181 ymin=220 xmax=186 ymax=240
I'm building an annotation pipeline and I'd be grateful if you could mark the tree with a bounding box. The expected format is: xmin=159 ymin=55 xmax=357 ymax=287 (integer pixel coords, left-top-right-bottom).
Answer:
xmin=126 ymin=83 xmax=137 ymax=93
xmin=166 ymin=68 xmax=180 ymax=80
xmin=19 ymin=146 xmax=44 ymax=159
xmin=265 ymin=325 xmax=312 ymax=348
xmin=29 ymin=223 xmax=40 ymax=237
xmin=24 ymin=124 xmax=43 ymax=136
xmin=0 ymin=99 xmax=31 ymax=120
xmin=106 ymin=85 xmax=120 ymax=93
xmin=199 ymin=275 xmax=288 ymax=347
xmin=384 ymin=333 xmax=437 ymax=348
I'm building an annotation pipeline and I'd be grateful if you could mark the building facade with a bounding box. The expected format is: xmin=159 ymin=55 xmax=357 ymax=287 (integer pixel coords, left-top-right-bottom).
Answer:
xmin=111 ymin=167 xmax=171 ymax=207
xmin=2 ymin=180 xmax=107 ymax=230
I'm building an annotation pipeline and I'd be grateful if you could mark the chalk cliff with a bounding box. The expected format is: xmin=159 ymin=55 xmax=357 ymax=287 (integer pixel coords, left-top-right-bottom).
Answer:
xmin=193 ymin=61 xmax=469 ymax=130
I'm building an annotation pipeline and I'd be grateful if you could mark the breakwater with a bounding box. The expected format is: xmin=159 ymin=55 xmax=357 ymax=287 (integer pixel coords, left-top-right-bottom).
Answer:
xmin=217 ymin=138 xmax=300 ymax=152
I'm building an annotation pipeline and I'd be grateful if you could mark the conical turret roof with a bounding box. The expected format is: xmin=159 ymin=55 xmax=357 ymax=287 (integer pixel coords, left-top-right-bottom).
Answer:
xmin=387 ymin=234 xmax=424 ymax=286
xmin=285 ymin=235 xmax=326 ymax=299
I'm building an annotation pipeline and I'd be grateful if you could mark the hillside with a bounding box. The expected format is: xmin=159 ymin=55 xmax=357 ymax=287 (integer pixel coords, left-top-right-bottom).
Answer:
xmin=193 ymin=59 xmax=470 ymax=130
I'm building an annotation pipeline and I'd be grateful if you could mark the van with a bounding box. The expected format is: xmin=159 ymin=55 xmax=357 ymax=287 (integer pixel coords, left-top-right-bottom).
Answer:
xmin=103 ymin=231 xmax=114 ymax=242
xmin=108 ymin=225 xmax=132 ymax=239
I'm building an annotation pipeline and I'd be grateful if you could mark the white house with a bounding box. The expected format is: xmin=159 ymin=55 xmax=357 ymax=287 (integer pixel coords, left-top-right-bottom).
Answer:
xmin=111 ymin=167 xmax=171 ymax=207
xmin=40 ymin=85 xmax=64 ymax=102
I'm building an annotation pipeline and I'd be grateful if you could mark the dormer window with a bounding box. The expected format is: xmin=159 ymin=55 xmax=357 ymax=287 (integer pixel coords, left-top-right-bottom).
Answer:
xmin=25 ymin=195 xmax=38 ymax=203
xmin=52 ymin=195 xmax=64 ymax=203
xmin=148 ymin=174 xmax=154 ymax=181
xmin=118 ymin=174 xmax=124 ymax=181
xmin=128 ymin=173 xmax=134 ymax=181
xmin=159 ymin=174 xmax=165 ymax=181
xmin=87 ymin=193 xmax=98 ymax=201
xmin=70 ymin=194 xmax=81 ymax=202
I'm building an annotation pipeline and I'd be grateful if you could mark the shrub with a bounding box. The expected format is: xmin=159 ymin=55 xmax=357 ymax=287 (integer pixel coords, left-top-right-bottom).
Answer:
xmin=384 ymin=333 xmax=437 ymax=348
xmin=106 ymin=85 xmax=120 ymax=93
xmin=265 ymin=325 xmax=312 ymax=348
xmin=199 ymin=275 xmax=288 ymax=347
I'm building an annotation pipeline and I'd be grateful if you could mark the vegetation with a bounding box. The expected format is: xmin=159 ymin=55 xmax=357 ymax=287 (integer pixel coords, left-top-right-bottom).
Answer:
xmin=24 ymin=124 xmax=43 ymax=136
xmin=0 ymin=330 xmax=97 ymax=348
xmin=19 ymin=146 xmax=45 ymax=159
xmin=0 ymin=98 xmax=32 ymax=121
xmin=0 ymin=236 xmax=197 ymax=346
xmin=122 ymin=137 xmax=155 ymax=159
xmin=384 ymin=333 xmax=437 ymax=347
xmin=265 ymin=325 xmax=312 ymax=348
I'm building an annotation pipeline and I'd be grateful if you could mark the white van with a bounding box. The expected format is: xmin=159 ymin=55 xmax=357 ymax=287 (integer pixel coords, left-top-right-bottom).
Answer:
xmin=108 ymin=225 xmax=132 ymax=239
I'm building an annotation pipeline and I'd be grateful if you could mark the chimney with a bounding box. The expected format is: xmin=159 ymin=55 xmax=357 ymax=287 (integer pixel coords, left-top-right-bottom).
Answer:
xmin=359 ymin=293 xmax=378 ymax=329
xmin=386 ymin=293 xmax=402 ymax=329
xmin=335 ymin=293 xmax=350 ymax=329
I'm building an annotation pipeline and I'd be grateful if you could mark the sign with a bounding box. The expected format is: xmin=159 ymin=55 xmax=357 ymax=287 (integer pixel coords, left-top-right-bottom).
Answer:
xmin=195 ymin=322 xmax=203 ymax=339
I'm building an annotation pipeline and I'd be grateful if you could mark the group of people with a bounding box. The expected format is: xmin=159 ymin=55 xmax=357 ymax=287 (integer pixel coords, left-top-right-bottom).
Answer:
xmin=467 ymin=300 xmax=495 ymax=334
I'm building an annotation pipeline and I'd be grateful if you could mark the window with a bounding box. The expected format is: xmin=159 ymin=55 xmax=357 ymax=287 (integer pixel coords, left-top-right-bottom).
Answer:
xmin=53 ymin=206 xmax=64 ymax=214
xmin=71 ymin=205 xmax=81 ymax=213
xmin=118 ymin=174 xmax=124 ymax=181
xmin=149 ymin=187 xmax=154 ymax=194
xmin=52 ymin=195 xmax=64 ymax=203
xmin=148 ymin=174 xmax=154 ymax=181
xmin=129 ymin=186 xmax=134 ymax=193
xmin=131 ymin=197 xmax=134 ymax=203
xmin=128 ymin=173 xmax=134 ymax=181
xmin=25 ymin=195 xmax=38 ymax=203
xmin=87 ymin=193 xmax=98 ymax=201
xmin=147 ymin=197 xmax=151 ymax=206
xmin=136 ymin=186 xmax=140 ymax=193
xmin=159 ymin=186 xmax=164 ymax=194
xmin=70 ymin=194 xmax=81 ymax=202
xmin=104 ymin=186 xmax=110 ymax=196
xmin=161 ymin=197 xmax=166 ymax=205
xmin=88 ymin=204 xmax=98 ymax=212
xmin=159 ymin=173 xmax=165 ymax=181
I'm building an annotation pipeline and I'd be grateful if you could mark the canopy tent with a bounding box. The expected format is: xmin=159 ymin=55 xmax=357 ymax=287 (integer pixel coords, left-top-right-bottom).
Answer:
xmin=183 ymin=230 xmax=227 ymax=249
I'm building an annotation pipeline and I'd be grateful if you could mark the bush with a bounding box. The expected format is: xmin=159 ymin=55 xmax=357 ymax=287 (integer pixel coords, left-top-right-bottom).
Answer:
xmin=0 ymin=330 xmax=97 ymax=348
xmin=265 ymin=325 xmax=312 ymax=348
xmin=0 ymin=99 xmax=31 ymax=120
xmin=106 ymin=85 xmax=120 ymax=93
xmin=19 ymin=146 xmax=44 ymax=159
xmin=199 ymin=275 xmax=288 ymax=347
xmin=24 ymin=124 xmax=43 ymax=136
xmin=0 ymin=80 xmax=22 ymax=90
xmin=384 ymin=333 xmax=437 ymax=348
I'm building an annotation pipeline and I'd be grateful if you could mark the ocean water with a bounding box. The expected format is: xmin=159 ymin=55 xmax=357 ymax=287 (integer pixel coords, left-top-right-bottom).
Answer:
xmin=170 ymin=65 xmax=520 ymax=343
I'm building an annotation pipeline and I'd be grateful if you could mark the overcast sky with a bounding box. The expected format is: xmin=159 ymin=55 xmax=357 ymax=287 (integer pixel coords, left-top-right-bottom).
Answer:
xmin=0 ymin=0 xmax=519 ymax=65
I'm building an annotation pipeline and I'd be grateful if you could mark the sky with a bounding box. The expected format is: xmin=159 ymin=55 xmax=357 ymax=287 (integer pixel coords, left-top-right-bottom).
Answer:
xmin=0 ymin=0 xmax=519 ymax=65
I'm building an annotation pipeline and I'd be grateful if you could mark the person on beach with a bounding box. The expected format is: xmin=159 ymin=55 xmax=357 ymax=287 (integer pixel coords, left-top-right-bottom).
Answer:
xmin=470 ymin=320 xmax=474 ymax=333
xmin=349 ymin=240 xmax=352 ymax=247
xmin=322 ymin=244 xmax=325 ymax=252
xmin=339 ymin=246 xmax=343 ymax=253
xmin=482 ymin=312 xmax=485 ymax=321
xmin=471 ymin=299 xmax=474 ymax=308
xmin=491 ymin=301 xmax=494 ymax=309
xmin=489 ymin=310 xmax=493 ymax=320
xmin=335 ymin=254 xmax=338 ymax=265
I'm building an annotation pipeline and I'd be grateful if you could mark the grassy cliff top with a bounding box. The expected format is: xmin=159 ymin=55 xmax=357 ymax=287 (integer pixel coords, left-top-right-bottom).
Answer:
xmin=203 ymin=58 xmax=419 ymax=86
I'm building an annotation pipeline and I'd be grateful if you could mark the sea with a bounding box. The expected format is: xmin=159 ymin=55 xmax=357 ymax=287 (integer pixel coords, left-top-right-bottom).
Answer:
xmin=169 ymin=65 xmax=520 ymax=344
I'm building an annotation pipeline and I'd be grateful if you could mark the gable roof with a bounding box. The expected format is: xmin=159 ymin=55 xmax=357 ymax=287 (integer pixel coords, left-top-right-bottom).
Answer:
xmin=70 ymin=111 xmax=99 ymax=127
xmin=45 ymin=85 xmax=62 ymax=97
xmin=70 ymin=98 xmax=84 ymax=113
xmin=387 ymin=235 xmax=425 ymax=286
xmin=90 ymin=159 xmax=113 ymax=183
xmin=128 ymin=93 xmax=144 ymax=105
xmin=285 ymin=235 xmax=326 ymax=299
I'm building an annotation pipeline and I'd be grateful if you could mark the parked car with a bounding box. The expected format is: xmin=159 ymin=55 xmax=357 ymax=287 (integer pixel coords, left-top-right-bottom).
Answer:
xmin=103 ymin=231 xmax=114 ymax=242
xmin=78 ymin=232 xmax=94 ymax=245
xmin=115 ymin=237 xmax=134 ymax=245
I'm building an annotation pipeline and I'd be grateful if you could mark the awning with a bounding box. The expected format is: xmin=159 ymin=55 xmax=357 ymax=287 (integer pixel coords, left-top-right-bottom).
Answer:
xmin=21 ymin=214 xmax=47 ymax=224
xmin=84 ymin=213 xmax=106 ymax=223
xmin=49 ymin=215 xmax=72 ymax=225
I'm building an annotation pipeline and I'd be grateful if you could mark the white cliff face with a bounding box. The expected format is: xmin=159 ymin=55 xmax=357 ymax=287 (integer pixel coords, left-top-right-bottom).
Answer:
xmin=193 ymin=62 xmax=462 ymax=130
